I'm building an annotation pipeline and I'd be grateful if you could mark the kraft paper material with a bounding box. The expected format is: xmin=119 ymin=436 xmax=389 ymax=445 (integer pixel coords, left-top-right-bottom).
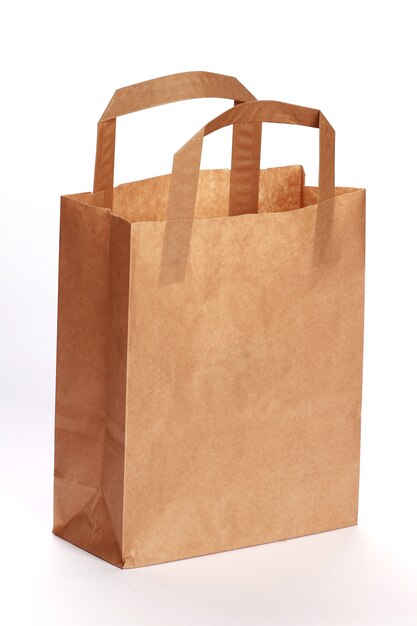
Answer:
xmin=53 ymin=72 xmax=365 ymax=568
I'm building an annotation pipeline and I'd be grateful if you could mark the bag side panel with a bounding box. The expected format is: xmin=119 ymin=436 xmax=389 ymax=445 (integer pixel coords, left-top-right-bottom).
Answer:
xmin=53 ymin=197 xmax=125 ymax=567
xmin=102 ymin=215 xmax=131 ymax=562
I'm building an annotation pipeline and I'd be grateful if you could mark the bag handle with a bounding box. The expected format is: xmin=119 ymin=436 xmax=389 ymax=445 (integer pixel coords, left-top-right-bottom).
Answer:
xmin=93 ymin=71 xmax=261 ymax=213
xmin=166 ymin=99 xmax=335 ymax=223
xmin=159 ymin=100 xmax=335 ymax=284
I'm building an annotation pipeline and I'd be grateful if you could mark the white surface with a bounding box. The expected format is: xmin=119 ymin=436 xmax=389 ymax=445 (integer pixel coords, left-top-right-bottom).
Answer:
xmin=1 ymin=1 xmax=417 ymax=624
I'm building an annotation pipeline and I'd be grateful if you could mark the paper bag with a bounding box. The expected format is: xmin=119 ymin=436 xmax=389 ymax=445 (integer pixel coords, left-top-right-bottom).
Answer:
xmin=53 ymin=74 xmax=365 ymax=569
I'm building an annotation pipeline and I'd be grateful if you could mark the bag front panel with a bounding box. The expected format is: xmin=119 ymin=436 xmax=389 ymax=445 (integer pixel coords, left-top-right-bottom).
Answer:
xmin=122 ymin=189 xmax=365 ymax=567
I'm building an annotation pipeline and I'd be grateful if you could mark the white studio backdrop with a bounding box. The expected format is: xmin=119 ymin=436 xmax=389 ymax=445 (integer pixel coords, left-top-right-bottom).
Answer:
xmin=1 ymin=1 xmax=417 ymax=624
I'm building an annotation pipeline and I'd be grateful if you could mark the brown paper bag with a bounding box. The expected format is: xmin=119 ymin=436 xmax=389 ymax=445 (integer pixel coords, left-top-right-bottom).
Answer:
xmin=53 ymin=74 xmax=365 ymax=569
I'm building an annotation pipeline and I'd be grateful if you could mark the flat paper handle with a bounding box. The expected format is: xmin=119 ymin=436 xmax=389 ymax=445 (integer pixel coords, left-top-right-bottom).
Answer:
xmin=167 ymin=99 xmax=335 ymax=223
xmin=99 ymin=71 xmax=257 ymax=121
xmin=94 ymin=71 xmax=261 ymax=213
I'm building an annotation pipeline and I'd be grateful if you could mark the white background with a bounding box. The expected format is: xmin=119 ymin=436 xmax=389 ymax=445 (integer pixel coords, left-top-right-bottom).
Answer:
xmin=1 ymin=1 xmax=417 ymax=624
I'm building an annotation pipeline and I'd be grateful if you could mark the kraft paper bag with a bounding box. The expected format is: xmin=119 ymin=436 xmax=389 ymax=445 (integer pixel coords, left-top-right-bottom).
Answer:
xmin=53 ymin=72 xmax=365 ymax=569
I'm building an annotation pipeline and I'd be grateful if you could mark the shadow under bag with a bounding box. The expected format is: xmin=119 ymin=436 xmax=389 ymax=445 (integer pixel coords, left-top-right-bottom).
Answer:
xmin=53 ymin=71 xmax=365 ymax=568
